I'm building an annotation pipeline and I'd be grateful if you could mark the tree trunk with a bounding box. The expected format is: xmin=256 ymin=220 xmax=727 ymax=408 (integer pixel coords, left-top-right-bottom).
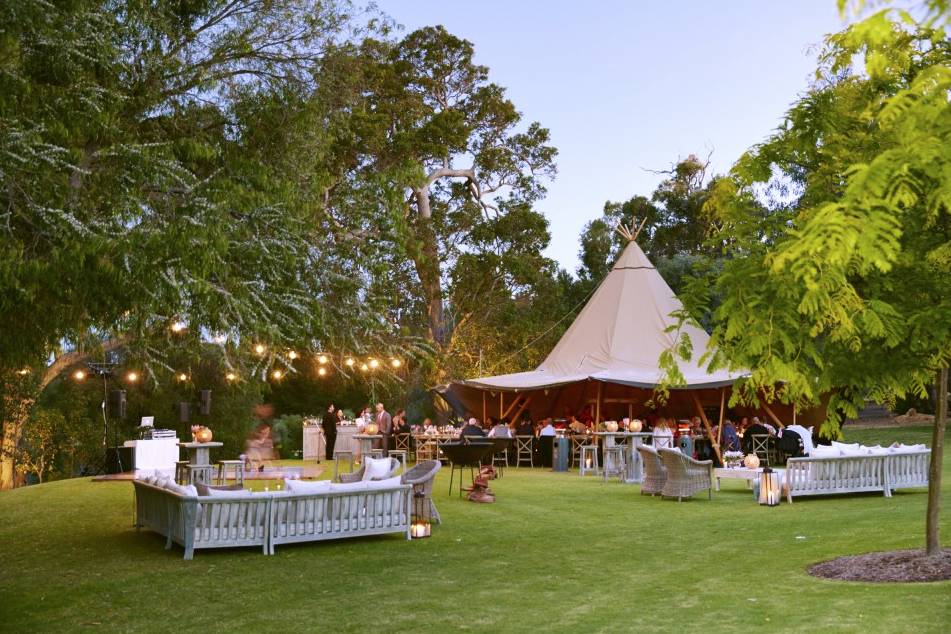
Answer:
xmin=0 ymin=395 xmax=33 ymax=491
xmin=411 ymin=208 xmax=447 ymax=350
xmin=926 ymin=366 xmax=947 ymax=555
xmin=0 ymin=417 xmax=22 ymax=490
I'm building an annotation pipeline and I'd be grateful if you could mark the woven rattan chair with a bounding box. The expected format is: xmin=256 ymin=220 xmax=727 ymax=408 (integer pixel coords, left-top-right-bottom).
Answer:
xmin=402 ymin=459 xmax=442 ymax=524
xmin=658 ymin=448 xmax=714 ymax=501
xmin=636 ymin=445 xmax=667 ymax=496
xmin=337 ymin=457 xmax=399 ymax=483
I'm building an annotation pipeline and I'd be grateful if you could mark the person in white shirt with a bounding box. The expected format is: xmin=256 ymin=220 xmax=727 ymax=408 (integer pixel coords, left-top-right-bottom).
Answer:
xmin=487 ymin=419 xmax=511 ymax=438
xmin=652 ymin=417 xmax=674 ymax=449
xmin=539 ymin=418 xmax=556 ymax=436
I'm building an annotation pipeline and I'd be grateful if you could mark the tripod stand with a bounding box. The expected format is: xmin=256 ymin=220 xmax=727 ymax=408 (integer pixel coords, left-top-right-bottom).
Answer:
xmin=80 ymin=362 xmax=123 ymax=476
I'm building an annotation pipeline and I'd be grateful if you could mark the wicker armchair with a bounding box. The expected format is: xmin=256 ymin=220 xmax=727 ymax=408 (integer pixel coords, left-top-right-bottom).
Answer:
xmin=658 ymin=448 xmax=713 ymax=501
xmin=636 ymin=445 xmax=667 ymax=496
xmin=338 ymin=457 xmax=399 ymax=483
xmin=401 ymin=459 xmax=442 ymax=524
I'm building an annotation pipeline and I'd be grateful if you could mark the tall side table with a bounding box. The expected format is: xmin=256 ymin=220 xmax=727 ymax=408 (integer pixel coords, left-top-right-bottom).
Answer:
xmin=177 ymin=441 xmax=223 ymax=485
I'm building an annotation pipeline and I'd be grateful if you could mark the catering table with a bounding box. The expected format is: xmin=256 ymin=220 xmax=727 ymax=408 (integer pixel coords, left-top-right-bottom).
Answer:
xmin=124 ymin=437 xmax=180 ymax=477
xmin=303 ymin=424 xmax=360 ymax=460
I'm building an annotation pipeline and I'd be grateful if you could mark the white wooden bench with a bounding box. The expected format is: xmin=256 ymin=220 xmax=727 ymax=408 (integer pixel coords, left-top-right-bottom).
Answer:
xmin=133 ymin=480 xmax=411 ymax=559
xmin=269 ymin=485 xmax=411 ymax=554
xmin=784 ymin=451 xmax=930 ymax=503
xmin=134 ymin=481 xmax=271 ymax=560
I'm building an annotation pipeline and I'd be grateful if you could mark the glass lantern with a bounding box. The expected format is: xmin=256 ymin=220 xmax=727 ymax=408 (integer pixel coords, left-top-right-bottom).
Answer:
xmin=758 ymin=467 xmax=781 ymax=506
xmin=410 ymin=490 xmax=431 ymax=539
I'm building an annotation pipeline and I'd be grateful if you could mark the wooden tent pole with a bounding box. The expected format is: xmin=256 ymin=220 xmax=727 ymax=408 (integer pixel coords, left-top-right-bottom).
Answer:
xmin=501 ymin=394 xmax=523 ymax=420
xmin=596 ymin=382 xmax=603 ymax=425
xmin=717 ymin=389 xmax=726 ymax=447
xmin=691 ymin=392 xmax=723 ymax=466
xmin=628 ymin=402 xmax=633 ymax=421
xmin=500 ymin=393 xmax=504 ymax=419
xmin=482 ymin=391 xmax=487 ymax=423
xmin=762 ymin=401 xmax=785 ymax=429
xmin=511 ymin=396 xmax=533 ymax=425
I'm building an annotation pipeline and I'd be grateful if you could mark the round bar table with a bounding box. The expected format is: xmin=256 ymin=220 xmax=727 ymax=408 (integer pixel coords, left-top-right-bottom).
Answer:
xmin=352 ymin=434 xmax=382 ymax=463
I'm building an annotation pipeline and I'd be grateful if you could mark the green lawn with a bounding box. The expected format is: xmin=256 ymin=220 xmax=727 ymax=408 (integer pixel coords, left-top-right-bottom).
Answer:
xmin=1 ymin=426 xmax=948 ymax=633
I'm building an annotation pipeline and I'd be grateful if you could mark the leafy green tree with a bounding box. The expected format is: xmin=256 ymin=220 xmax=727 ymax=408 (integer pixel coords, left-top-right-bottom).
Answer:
xmin=576 ymin=156 xmax=719 ymax=297
xmin=314 ymin=26 xmax=561 ymax=395
xmin=0 ymin=1 xmax=390 ymax=488
xmin=679 ymin=1 xmax=950 ymax=554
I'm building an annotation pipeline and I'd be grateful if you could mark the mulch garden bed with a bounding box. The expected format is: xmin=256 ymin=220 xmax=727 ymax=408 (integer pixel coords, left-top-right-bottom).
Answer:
xmin=809 ymin=548 xmax=951 ymax=583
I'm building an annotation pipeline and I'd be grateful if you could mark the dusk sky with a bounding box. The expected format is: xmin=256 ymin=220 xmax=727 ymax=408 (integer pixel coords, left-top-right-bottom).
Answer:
xmin=379 ymin=0 xmax=847 ymax=274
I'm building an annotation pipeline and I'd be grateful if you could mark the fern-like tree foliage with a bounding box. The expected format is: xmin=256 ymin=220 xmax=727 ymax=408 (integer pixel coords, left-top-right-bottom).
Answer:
xmin=676 ymin=1 xmax=950 ymax=554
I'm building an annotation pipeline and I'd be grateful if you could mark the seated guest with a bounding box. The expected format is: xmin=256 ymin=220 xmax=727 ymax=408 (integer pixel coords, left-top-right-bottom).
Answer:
xmin=422 ymin=418 xmax=437 ymax=433
xmin=393 ymin=409 xmax=411 ymax=435
xmin=487 ymin=418 xmax=511 ymax=438
xmin=781 ymin=423 xmax=814 ymax=456
xmin=460 ymin=417 xmax=486 ymax=438
xmin=567 ymin=414 xmax=587 ymax=434
xmin=720 ymin=419 xmax=741 ymax=452
xmin=759 ymin=416 xmax=777 ymax=436
xmin=539 ymin=418 xmax=556 ymax=436
xmin=741 ymin=417 xmax=772 ymax=454
xmin=578 ymin=404 xmax=594 ymax=427
xmin=652 ymin=417 xmax=674 ymax=449
xmin=515 ymin=416 xmax=534 ymax=436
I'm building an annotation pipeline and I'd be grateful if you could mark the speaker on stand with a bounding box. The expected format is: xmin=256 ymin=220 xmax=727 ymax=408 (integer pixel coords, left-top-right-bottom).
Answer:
xmin=200 ymin=390 xmax=212 ymax=416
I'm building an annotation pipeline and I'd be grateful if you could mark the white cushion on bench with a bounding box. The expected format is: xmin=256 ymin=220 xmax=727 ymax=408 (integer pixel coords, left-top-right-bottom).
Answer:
xmin=285 ymin=478 xmax=331 ymax=494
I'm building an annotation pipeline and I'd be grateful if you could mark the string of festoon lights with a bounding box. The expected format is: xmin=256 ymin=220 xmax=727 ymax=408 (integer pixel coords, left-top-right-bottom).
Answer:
xmin=50 ymin=321 xmax=404 ymax=385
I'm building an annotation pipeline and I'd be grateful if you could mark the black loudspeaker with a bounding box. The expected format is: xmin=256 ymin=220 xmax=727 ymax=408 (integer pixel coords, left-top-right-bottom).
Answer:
xmin=178 ymin=402 xmax=191 ymax=423
xmin=200 ymin=389 xmax=211 ymax=416
xmin=113 ymin=390 xmax=127 ymax=419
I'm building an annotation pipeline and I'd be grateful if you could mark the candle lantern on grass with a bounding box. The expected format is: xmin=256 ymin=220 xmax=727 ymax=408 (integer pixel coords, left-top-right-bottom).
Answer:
xmin=410 ymin=491 xmax=431 ymax=539
xmin=758 ymin=467 xmax=781 ymax=506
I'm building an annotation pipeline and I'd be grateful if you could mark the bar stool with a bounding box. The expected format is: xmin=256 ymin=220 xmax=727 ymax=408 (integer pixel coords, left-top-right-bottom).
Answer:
xmin=579 ymin=445 xmax=600 ymax=476
xmin=216 ymin=460 xmax=245 ymax=486
xmin=602 ymin=445 xmax=625 ymax=482
xmin=174 ymin=460 xmax=190 ymax=484
xmin=389 ymin=450 xmax=408 ymax=472
xmin=333 ymin=450 xmax=354 ymax=481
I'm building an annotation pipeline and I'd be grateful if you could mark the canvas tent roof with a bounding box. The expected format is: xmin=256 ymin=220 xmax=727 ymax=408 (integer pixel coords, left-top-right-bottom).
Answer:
xmin=454 ymin=240 xmax=743 ymax=392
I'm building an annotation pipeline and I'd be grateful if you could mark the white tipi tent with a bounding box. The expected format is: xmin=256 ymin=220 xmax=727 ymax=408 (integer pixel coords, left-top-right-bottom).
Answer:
xmin=453 ymin=239 xmax=741 ymax=393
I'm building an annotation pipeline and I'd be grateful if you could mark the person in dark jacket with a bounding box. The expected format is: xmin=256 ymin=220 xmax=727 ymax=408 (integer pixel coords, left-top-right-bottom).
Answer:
xmin=741 ymin=418 xmax=772 ymax=455
xmin=321 ymin=403 xmax=338 ymax=461
xmin=460 ymin=417 xmax=487 ymax=438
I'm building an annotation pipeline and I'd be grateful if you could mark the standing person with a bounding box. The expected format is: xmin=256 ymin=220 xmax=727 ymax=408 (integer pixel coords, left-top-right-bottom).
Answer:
xmin=321 ymin=403 xmax=337 ymax=462
xmin=375 ymin=402 xmax=392 ymax=457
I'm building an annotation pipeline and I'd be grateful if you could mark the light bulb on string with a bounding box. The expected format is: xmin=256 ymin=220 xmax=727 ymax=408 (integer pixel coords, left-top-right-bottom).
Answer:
xmin=271 ymin=369 xmax=283 ymax=380
xmin=16 ymin=368 xmax=30 ymax=376
xmin=391 ymin=358 xmax=402 ymax=368
xmin=73 ymin=370 xmax=86 ymax=381
xmin=368 ymin=359 xmax=379 ymax=370
xmin=176 ymin=373 xmax=188 ymax=382
xmin=345 ymin=357 xmax=355 ymax=367
xmin=254 ymin=344 xmax=266 ymax=355
xmin=126 ymin=371 xmax=139 ymax=383
xmin=317 ymin=354 xmax=328 ymax=365
xmin=170 ymin=321 xmax=186 ymax=333
xmin=360 ymin=363 xmax=369 ymax=372
xmin=287 ymin=350 xmax=298 ymax=360
xmin=225 ymin=372 xmax=237 ymax=381
xmin=317 ymin=367 xmax=327 ymax=377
